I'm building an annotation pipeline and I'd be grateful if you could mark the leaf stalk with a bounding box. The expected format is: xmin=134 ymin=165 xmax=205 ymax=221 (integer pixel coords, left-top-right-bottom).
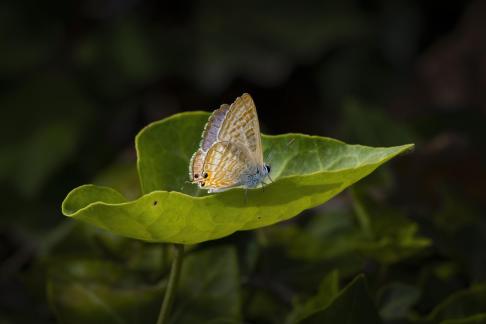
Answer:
xmin=156 ymin=244 xmax=184 ymax=324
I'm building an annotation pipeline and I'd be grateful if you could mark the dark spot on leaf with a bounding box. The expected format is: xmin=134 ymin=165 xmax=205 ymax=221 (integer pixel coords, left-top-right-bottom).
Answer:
xmin=153 ymin=201 xmax=158 ymax=206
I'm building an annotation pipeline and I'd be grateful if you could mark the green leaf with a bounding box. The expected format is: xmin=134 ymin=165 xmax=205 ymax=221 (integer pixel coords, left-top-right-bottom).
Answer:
xmin=62 ymin=111 xmax=413 ymax=243
xmin=286 ymin=270 xmax=340 ymax=323
xmin=442 ymin=314 xmax=486 ymax=324
xmin=171 ymin=246 xmax=241 ymax=324
xmin=48 ymin=281 xmax=161 ymax=324
xmin=300 ymin=274 xmax=382 ymax=324
xmin=431 ymin=193 xmax=486 ymax=281
xmin=47 ymin=259 xmax=162 ymax=324
xmin=245 ymin=289 xmax=289 ymax=324
xmin=266 ymin=204 xmax=430 ymax=265
xmin=413 ymin=284 xmax=486 ymax=324
xmin=378 ymin=282 xmax=420 ymax=320
xmin=94 ymin=162 xmax=142 ymax=201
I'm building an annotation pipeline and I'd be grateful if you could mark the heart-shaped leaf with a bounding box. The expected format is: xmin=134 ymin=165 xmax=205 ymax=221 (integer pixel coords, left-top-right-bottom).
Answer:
xmin=62 ymin=112 xmax=413 ymax=244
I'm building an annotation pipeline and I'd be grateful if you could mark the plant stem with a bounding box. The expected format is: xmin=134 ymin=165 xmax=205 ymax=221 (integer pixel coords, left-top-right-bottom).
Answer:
xmin=156 ymin=244 xmax=184 ymax=324
xmin=350 ymin=188 xmax=372 ymax=238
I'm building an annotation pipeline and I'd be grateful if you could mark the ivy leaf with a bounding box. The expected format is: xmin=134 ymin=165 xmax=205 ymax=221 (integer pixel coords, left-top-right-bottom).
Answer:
xmin=62 ymin=112 xmax=413 ymax=244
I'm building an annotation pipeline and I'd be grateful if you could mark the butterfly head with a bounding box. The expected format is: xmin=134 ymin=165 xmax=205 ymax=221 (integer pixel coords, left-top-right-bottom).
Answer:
xmin=192 ymin=171 xmax=209 ymax=188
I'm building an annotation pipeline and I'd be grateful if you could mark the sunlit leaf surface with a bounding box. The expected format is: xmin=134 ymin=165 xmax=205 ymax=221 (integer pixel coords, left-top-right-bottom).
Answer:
xmin=62 ymin=112 xmax=413 ymax=243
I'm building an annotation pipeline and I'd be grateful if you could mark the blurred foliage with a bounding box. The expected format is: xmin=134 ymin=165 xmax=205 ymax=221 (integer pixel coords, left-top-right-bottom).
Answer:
xmin=1 ymin=0 xmax=486 ymax=323
xmin=265 ymin=189 xmax=430 ymax=265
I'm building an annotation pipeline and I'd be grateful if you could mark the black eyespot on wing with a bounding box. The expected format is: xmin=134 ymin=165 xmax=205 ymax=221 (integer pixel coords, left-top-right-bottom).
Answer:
xmin=203 ymin=173 xmax=208 ymax=178
xmin=201 ymin=182 xmax=205 ymax=187
xmin=194 ymin=174 xmax=199 ymax=179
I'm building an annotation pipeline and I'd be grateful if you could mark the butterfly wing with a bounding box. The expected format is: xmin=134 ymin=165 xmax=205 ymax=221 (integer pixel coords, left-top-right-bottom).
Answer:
xmin=201 ymin=141 xmax=253 ymax=191
xmin=188 ymin=148 xmax=205 ymax=182
xmin=189 ymin=104 xmax=230 ymax=181
xmin=200 ymin=104 xmax=230 ymax=151
xmin=218 ymin=93 xmax=264 ymax=166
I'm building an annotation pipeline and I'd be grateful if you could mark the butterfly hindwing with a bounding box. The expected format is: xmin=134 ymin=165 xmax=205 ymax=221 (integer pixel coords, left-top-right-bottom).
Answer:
xmin=201 ymin=141 xmax=253 ymax=190
xmin=189 ymin=104 xmax=230 ymax=182
xmin=188 ymin=148 xmax=205 ymax=182
xmin=200 ymin=104 xmax=230 ymax=151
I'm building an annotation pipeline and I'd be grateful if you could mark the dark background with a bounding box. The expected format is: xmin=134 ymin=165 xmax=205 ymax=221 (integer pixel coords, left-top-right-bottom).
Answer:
xmin=1 ymin=0 xmax=485 ymax=323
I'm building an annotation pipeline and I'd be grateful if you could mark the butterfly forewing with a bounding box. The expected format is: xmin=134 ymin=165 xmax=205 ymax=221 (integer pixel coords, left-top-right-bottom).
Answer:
xmin=218 ymin=94 xmax=264 ymax=166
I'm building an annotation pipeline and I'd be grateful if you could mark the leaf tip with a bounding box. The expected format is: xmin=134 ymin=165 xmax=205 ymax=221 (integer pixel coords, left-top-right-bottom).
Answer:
xmin=61 ymin=184 xmax=126 ymax=217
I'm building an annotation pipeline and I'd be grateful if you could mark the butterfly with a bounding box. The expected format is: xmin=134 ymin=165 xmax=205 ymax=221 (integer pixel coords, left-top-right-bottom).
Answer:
xmin=189 ymin=93 xmax=271 ymax=193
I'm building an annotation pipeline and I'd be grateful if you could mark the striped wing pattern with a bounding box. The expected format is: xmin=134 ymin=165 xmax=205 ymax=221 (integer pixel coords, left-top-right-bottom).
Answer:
xmin=188 ymin=148 xmax=205 ymax=182
xmin=189 ymin=93 xmax=264 ymax=192
xmin=200 ymin=104 xmax=230 ymax=151
xmin=218 ymin=94 xmax=263 ymax=166
xmin=188 ymin=104 xmax=229 ymax=182
xmin=202 ymin=141 xmax=252 ymax=190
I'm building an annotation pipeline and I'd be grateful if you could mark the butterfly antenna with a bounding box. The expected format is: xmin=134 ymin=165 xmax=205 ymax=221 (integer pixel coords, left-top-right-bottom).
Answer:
xmin=264 ymin=146 xmax=274 ymax=163
xmin=267 ymin=173 xmax=274 ymax=183
xmin=260 ymin=182 xmax=266 ymax=192
xmin=264 ymin=138 xmax=296 ymax=164
xmin=181 ymin=180 xmax=194 ymax=191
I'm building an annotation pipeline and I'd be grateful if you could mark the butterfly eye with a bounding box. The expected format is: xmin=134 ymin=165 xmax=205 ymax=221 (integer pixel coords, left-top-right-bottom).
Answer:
xmin=265 ymin=164 xmax=271 ymax=173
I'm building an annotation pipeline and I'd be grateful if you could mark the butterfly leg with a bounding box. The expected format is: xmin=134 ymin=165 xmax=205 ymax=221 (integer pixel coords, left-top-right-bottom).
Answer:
xmin=180 ymin=180 xmax=192 ymax=192
xmin=260 ymin=182 xmax=266 ymax=192
xmin=267 ymin=174 xmax=274 ymax=183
